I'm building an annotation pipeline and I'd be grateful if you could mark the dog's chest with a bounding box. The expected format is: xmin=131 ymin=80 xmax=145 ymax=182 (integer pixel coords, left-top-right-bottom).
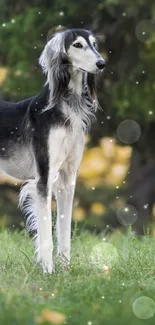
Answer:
xmin=48 ymin=123 xmax=83 ymax=167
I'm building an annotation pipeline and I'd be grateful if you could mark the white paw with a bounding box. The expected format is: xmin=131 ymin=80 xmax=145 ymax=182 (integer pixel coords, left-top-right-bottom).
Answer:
xmin=37 ymin=254 xmax=54 ymax=274
xmin=42 ymin=263 xmax=54 ymax=274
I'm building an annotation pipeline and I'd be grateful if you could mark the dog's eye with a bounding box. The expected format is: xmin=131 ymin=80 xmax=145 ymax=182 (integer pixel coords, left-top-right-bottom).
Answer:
xmin=73 ymin=43 xmax=83 ymax=48
xmin=93 ymin=42 xmax=96 ymax=47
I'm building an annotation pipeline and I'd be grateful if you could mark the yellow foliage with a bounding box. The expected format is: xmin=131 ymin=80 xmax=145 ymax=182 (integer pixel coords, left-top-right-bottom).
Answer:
xmin=105 ymin=164 xmax=129 ymax=186
xmin=91 ymin=202 xmax=105 ymax=215
xmin=0 ymin=67 xmax=8 ymax=84
xmin=152 ymin=204 xmax=155 ymax=219
xmin=73 ymin=207 xmax=86 ymax=221
xmin=111 ymin=163 xmax=129 ymax=179
xmin=78 ymin=138 xmax=131 ymax=187
xmin=84 ymin=177 xmax=105 ymax=188
xmin=115 ymin=145 xmax=132 ymax=162
xmin=35 ymin=309 xmax=66 ymax=324
xmin=100 ymin=137 xmax=116 ymax=159
xmin=78 ymin=147 xmax=108 ymax=179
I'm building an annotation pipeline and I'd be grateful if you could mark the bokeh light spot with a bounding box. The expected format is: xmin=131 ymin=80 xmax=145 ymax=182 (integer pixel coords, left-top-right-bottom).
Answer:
xmin=116 ymin=204 xmax=138 ymax=226
xmin=135 ymin=20 xmax=155 ymax=43
xmin=90 ymin=242 xmax=118 ymax=269
xmin=133 ymin=296 xmax=155 ymax=319
xmin=116 ymin=120 xmax=141 ymax=144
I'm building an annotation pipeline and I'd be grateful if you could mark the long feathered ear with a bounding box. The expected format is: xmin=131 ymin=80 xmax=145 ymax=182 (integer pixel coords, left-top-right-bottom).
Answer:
xmin=87 ymin=73 xmax=98 ymax=111
xmin=39 ymin=32 xmax=70 ymax=109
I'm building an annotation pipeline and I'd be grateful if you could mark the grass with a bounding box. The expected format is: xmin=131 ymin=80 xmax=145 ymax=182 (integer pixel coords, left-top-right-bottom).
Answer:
xmin=1 ymin=229 xmax=155 ymax=325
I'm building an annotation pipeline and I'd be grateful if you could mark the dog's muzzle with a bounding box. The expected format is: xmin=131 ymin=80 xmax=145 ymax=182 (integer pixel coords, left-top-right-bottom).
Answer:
xmin=96 ymin=59 xmax=106 ymax=70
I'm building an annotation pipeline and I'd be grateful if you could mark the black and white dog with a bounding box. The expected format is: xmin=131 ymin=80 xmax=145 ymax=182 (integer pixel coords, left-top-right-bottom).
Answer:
xmin=0 ymin=28 xmax=105 ymax=273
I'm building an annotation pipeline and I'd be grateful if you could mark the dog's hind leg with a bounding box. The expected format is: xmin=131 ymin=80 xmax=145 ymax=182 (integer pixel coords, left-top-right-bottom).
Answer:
xmin=19 ymin=178 xmax=53 ymax=273
xmin=19 ymin=180 xmax=38 ymax=235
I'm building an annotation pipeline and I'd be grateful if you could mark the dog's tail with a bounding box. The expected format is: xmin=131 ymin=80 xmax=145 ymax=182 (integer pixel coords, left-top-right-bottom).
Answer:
xmin=19 ymin=180 xmax=38 ymax=241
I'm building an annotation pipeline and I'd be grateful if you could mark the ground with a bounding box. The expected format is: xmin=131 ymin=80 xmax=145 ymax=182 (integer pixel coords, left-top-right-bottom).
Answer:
xmin=1 ymin=229 xmax=155 ymax=325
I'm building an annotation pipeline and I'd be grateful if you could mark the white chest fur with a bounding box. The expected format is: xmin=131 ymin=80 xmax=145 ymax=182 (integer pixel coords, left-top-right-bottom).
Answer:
xmin=48 ymin=123 xmax=83 ymax=172
xmin=48 ymin=125 xmax=85 ymax=192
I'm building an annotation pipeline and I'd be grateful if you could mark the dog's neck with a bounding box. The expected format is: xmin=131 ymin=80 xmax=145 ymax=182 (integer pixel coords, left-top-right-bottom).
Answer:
xmin=61 ymin=69 xmax=95 ymax=132
xmin=68 ymin=68 xmax=84 ymax=96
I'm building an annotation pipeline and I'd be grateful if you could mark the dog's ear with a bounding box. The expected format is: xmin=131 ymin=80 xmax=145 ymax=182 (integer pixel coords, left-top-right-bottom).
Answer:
xmin=51 ymin=51 xmax=70 ymax=107
xmin=87 ymin=73 xmax=98 ymax=111
xmin=39 ymin=32 xmax=70 ymax=109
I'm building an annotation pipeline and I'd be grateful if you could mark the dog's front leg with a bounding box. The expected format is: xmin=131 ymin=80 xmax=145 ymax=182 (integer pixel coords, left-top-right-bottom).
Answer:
xmin=55 ymin=137 xmax=85 ymax=267
xmin=55 ymin=174 xmax=76 ymax=266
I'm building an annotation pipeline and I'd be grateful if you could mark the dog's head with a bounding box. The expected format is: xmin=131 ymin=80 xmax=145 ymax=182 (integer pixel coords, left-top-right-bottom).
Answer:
xmin=39 ymin=28 xmax=105 ymax=107
xmin=64 ymin=29 xmax=105 ymax=74
xmin=40 ymin=28 xmax=105 ymax=74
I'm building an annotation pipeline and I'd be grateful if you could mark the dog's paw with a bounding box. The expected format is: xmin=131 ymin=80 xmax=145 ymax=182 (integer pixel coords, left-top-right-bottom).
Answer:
xmin=42 ymin=262 xmax=55 ymax=274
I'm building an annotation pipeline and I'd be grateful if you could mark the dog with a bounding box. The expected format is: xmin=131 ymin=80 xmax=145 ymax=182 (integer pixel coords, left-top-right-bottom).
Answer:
xmin=0 ymin=28 xmax=105 ymax=273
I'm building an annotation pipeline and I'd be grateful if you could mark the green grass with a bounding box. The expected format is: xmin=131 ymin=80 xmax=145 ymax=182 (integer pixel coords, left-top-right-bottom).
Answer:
xmin=1 ymin=229 xmax=155 ymax=325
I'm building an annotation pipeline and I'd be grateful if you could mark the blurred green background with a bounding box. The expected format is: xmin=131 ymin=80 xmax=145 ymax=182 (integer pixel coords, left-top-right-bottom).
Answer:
xmin=0 ymin=0 xmax=155 ymax=235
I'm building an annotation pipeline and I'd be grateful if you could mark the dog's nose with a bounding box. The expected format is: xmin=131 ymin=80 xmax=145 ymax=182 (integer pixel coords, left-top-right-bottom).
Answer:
xmin=96 ymin=59 xmax=106 ymax=70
